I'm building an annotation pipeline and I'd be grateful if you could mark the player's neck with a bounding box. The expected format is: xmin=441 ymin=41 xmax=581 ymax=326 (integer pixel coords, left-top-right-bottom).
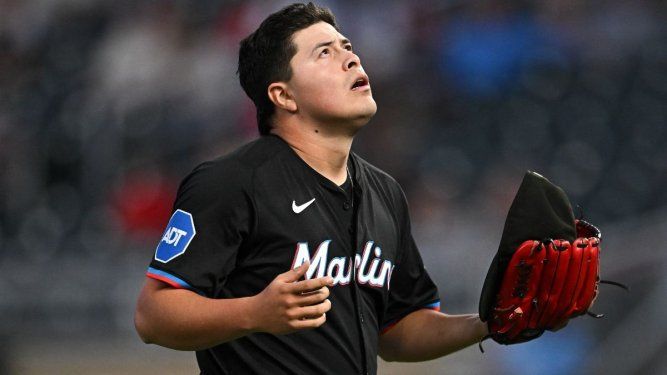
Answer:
xmin=271 ymin=121 xmax=353 ymax=186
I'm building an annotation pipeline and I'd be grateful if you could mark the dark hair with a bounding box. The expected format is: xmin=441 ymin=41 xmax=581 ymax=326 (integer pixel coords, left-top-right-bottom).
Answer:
xmin=238 ymin=2 xmax=338 ymax=135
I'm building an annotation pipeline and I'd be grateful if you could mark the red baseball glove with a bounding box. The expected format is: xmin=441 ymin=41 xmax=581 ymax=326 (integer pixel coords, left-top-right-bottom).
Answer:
xmin=478 ymin=172 xmax=625 ymax=350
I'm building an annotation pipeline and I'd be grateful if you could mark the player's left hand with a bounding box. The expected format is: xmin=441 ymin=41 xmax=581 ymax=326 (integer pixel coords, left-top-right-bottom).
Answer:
xmin=481 ymin=220 xmax=601 ymax=346
xmin=477 ymin=172 xmax=627 ymax=350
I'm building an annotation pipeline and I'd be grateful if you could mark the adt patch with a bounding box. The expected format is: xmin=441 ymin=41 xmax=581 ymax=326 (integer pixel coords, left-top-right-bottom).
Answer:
xmin=155 ymin=209 xmax=196 ymax=263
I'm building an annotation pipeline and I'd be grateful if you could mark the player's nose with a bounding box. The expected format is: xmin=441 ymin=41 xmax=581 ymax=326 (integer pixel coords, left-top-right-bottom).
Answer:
xmin=343 ymin=52 xmax=360 ymax=71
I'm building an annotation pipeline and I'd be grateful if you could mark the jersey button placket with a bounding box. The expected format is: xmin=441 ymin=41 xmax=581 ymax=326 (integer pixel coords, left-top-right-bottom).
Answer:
xmin=343 ymin=201 xmax=351 ymax=210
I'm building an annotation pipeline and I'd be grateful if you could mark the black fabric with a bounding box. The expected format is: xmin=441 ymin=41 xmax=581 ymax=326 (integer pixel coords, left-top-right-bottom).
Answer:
xmin=381 ymin=186 xmax=440 ymax=329
xmin=479 ymin=171 xmax=576 ymax=321
xmin=147 ymin=134 xmax=439 ymax=375
xmin=148 ymin=158 xmax=253 ymax=297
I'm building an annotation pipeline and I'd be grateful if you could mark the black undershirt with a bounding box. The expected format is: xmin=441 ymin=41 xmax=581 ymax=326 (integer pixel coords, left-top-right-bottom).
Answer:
xmin=339 ymin=175 xmax=353 ymax=200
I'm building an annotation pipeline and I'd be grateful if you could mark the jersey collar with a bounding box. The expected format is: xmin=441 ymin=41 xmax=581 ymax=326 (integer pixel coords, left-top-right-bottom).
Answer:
xmin=267 ymin=134 xmax=363 ymax=194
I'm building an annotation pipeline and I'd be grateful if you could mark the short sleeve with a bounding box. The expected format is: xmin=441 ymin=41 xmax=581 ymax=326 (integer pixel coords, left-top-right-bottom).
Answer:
xmin=146 ymin=160 xmax=254 ymax=297
xmin=381 ymin=186 xmax=440 ymax=333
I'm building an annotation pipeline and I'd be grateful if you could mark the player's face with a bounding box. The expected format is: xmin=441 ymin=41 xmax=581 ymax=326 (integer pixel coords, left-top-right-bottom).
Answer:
xmin=287 ymin=22 xmax=377 ymax=131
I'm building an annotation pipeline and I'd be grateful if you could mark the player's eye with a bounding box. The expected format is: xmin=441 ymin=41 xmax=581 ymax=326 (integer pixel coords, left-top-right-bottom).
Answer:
xmin=319 ymin=48 xmax=330 ymax=57
xmin=345 ymin=44 xmax=353 ymax=51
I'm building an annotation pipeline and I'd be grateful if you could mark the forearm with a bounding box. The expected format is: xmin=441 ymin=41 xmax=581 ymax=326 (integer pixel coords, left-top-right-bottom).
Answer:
xmin=379 ymin=309 xmax=488 ymax=362
xmin=134 ymin=278 xmax=255 ymax=351
xmin=135 ymin=263 xmax=332 ymax=351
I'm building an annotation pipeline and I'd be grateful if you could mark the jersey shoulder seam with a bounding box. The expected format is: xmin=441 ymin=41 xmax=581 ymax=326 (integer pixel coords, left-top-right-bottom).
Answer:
xmin=353 ymin=152 xmax=402 ymax=189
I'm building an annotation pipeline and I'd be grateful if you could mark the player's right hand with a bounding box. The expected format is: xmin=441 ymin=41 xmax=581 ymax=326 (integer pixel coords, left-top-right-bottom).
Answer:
xmin=249 ymin=261 xmax=333 ymax=335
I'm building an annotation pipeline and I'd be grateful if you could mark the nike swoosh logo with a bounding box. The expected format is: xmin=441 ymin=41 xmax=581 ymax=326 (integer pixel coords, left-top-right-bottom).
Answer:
xmin=292 ymin=198 xmax=316 ymax=214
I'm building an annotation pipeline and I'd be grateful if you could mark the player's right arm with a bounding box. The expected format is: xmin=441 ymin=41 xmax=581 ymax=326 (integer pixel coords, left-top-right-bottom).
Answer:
xmin=135 ymin=261 xmax=333 ymax=351
xmin=135 ymin=161 xmax=333 ymax=349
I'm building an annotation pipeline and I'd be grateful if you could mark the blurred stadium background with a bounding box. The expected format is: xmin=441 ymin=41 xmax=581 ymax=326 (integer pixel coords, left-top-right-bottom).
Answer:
xmin=1 ymin=0 xmax=665 ymax=374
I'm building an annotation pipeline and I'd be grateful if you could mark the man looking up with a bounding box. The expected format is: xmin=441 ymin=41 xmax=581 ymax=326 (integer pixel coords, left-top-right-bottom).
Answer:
xmin=135 ymin=3 xmax=488 ymax=374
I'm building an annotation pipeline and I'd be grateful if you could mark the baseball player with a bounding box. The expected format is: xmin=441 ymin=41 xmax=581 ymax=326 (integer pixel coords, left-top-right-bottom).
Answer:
xmin=135 ymin=3 xmax=488 ymax=374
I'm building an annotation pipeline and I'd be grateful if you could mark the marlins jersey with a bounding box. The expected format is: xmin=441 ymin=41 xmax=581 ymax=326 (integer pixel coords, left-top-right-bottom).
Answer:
xmin=146 ymin=134 xmax=440 ymax=375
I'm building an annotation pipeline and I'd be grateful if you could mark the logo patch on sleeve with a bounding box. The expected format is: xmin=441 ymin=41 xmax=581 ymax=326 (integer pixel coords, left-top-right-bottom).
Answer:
xmin=155 ymin=209 xmax=196 ymax=263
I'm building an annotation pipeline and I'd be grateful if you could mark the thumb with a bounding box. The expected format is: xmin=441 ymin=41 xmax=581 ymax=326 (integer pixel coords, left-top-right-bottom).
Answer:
xmin=281 ymin=261 xmax=310 ymax=283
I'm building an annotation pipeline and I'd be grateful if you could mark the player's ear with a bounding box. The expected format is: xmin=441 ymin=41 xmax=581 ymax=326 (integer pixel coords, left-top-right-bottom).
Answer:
xmin=268 ymin=82 xmax=297 ymax=113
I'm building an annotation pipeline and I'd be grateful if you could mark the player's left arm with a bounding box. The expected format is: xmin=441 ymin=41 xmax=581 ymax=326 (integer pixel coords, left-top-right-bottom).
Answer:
xmin=378 ymin=309 xmax=488 ymax=362
xmin=380 ymin=183 xmax=487 ymax=361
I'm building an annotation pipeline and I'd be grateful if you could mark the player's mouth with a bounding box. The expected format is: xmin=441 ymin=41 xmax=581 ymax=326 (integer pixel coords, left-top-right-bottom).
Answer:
xmin=351 ymin=75 xmax=370 ymax=91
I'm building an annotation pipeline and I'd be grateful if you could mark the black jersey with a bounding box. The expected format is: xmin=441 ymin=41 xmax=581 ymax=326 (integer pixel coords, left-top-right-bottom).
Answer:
xmin=147 ymin=135 xmax=440 ymax=375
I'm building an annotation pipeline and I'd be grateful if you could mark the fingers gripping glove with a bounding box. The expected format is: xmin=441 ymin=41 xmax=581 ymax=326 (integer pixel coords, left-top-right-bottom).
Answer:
xmin=478 ymin=171 xmax=623 ymax=350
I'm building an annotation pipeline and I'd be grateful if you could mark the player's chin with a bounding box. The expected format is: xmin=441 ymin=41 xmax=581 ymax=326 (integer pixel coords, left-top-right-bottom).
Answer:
xmin=354 ymin=98 xmax=378 ymax=120
xmin=349 ymin=105 xmax=377 ymax=128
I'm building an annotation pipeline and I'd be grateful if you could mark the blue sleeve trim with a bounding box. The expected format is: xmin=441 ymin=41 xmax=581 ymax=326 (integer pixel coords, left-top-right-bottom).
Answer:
xmin=381 ymin=299 xmax=442 ymax=333
xmin=146 ymin=267 xmax=204 ymax=295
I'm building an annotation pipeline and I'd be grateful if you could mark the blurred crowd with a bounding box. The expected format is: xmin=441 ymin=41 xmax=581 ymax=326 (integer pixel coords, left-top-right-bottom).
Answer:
xmin=0 ymin=0 xmax=665 ymax=373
